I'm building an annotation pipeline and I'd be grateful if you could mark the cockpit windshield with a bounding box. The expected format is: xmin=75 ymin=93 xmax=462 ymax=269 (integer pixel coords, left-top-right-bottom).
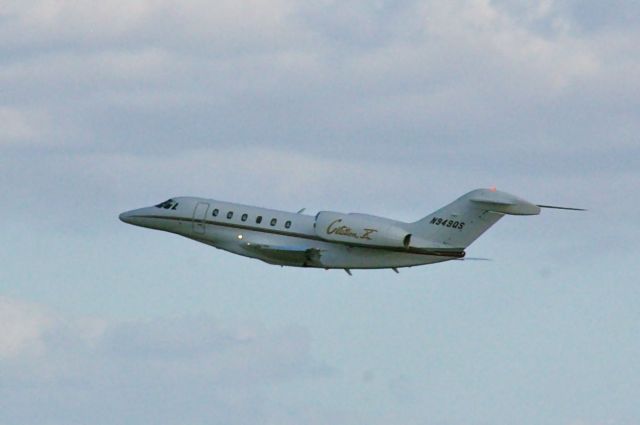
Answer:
xmin=155 ymin=199 xmax=179 ymax=210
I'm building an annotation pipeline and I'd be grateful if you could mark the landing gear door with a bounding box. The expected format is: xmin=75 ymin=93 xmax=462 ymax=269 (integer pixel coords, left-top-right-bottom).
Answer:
xmin=192 ymin=202 xmax=209 ymax=235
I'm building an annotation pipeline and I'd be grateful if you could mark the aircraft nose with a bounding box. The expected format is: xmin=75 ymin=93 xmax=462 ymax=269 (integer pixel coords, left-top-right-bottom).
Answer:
xmin=119 ymin=210 xmax=136 ymax=224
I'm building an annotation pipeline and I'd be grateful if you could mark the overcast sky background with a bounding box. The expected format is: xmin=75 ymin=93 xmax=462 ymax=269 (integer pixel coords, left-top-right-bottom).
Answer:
xmin=1 ymin=0 xmax=639 ymax=424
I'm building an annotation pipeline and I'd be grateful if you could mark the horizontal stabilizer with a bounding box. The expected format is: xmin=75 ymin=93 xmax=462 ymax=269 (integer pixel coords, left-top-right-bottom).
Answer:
xmin=469 ymin=191 xmax=540 ymax=215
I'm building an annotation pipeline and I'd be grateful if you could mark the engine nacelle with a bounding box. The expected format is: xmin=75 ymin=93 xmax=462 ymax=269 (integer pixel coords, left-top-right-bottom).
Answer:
xmin=314 ymin=211 xmax=411 ymax=248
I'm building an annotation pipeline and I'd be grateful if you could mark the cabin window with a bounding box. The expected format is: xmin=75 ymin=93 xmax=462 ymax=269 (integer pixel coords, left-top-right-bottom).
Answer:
xmin=256 ymin=216 xmax=263 ymax=224
xmin=285 ymin=220 xmax=292 ymax=229
xmin=270 ymin=218 xmax=277 ymax=226
xmin=212 ymin=208 xmax=219 ymax=217
xmin=241 ymin=213 xmax=248 ymax=222
xmin=227 ymin=211 xmax=233 ymax=219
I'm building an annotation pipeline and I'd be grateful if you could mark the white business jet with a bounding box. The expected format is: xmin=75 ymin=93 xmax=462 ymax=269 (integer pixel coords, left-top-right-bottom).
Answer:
xmin=119 ymin=188 xmax=582 ymax=273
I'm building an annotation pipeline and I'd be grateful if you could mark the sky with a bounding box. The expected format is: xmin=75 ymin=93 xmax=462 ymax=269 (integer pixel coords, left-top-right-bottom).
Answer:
xmin=1 ymin=0 xmax=639 ymax=424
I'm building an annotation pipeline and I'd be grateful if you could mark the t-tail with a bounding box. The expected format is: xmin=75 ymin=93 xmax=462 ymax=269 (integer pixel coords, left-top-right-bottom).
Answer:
xmin=408 ymin=188 xmax=542 ymax=251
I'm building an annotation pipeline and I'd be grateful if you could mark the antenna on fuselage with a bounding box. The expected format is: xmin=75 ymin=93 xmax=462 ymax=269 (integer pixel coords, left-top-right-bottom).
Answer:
xmin=296 ymin=208 xmax=306 ymax=214
xmin=537 ymin=204 xmax=587 ymax=211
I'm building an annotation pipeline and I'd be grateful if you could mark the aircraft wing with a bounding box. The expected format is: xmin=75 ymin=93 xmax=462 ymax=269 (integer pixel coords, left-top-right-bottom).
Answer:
xmin=243 ymin=243 xmax=322 ymax=266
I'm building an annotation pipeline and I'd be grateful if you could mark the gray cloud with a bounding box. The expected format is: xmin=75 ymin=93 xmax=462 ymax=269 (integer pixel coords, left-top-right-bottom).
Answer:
xmin=0 ymin=296 xmax=331 ymax=425
xmin=2 ymin=0 xmax=638 ymax=156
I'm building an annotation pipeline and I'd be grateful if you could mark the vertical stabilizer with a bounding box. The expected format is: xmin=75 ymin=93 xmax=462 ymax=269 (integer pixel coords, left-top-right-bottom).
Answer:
xmin=408 ymin=189 xmax=540 ymax=249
